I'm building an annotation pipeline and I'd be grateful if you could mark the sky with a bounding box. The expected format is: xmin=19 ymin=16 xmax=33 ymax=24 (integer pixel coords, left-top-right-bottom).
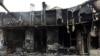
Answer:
xmin=0 ymin=0 xmax=88 ymax=12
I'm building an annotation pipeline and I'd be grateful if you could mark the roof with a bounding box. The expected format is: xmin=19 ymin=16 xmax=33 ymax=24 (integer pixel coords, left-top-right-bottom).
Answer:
xmin=0 ymin=0 xmax=98 ymax=27
xmin=51 ymin=6 xmax=62 ymax=10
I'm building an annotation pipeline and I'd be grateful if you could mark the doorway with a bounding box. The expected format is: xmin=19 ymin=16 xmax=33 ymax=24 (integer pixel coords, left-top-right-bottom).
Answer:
xmin=34 ymin=27 xmax=47 ymax=53
xmin=4 ymin=28 xmax=25 ymax=54
xmin=58 ymin=26 xmax=77 ymax=54
xmin=82 ymin=33 xmax=89 ymax=55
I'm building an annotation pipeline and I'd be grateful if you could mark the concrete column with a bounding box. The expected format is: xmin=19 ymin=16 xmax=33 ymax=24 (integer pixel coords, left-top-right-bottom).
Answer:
xmin=77 ymin=31 xmax=83 ymax=56
xmin=0 ymin=29 xmax=4 ymax=49
xmin=0 ymin=29 xmax=7 ymax=56
xmin=25 ymin=29 xmax=34 ymax=51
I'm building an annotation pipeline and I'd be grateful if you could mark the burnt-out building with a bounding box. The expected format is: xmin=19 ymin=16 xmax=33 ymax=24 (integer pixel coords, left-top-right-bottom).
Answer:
xmin=0 ymin=0 xmax=100 ymax=56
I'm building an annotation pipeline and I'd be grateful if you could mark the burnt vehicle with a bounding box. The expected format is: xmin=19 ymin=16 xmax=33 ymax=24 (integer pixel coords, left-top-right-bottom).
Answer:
xmin=0 ymin=0 xmax=100 ymax=56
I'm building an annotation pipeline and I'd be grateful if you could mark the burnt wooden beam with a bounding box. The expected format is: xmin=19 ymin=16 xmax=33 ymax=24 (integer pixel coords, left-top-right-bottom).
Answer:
xmin=0 ymin=0 xmax=16 ymax=18
xmin=1 ymin=4 xmax=16 ymax=18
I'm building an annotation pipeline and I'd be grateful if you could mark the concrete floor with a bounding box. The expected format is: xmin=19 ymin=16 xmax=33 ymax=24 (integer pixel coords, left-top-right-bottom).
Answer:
xmin=5 ymin=53 xmax=87 ymax=56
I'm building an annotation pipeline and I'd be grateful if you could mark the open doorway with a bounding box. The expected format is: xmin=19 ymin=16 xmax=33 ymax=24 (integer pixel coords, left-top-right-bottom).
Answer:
xmin=58 ymin=26 xmax=77 ymax=54
xmin=4 ymin=28 xmax=25 ymax=54
xmin=82 ymin=33 xmax=89 ymax=54
xmin=34 ymin=27 xmax=47 ymax=53
xmin=91 ymin=36 xmax=99 ymax=49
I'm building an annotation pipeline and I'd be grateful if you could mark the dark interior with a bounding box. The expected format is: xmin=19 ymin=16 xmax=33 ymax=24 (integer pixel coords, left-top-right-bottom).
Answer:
xmin=34 ymin=27 xmax=47 ymax=53
xmin=58 ymin=26 xmax=77 ymax=54
xmin=58 ymin=26 xmax=77 ymax=48
xmin=91 ymin=36 xmax=99 ymax=49
xmin=4 ymin=29 xmax=25 ymax=54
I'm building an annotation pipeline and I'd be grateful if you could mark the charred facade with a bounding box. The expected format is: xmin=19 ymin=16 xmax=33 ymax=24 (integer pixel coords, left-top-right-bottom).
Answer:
xmin=0 ymin=0 xmax=100 ymax=56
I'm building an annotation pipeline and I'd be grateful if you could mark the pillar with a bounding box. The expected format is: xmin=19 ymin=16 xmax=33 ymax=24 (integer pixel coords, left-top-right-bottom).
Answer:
xmin=77 ymin=31 xmax=83 ymax=56
xmin=25 ymin=29 xmax=34 ymax=51
xmin=0 ymin=29 xmax=4 ymax=49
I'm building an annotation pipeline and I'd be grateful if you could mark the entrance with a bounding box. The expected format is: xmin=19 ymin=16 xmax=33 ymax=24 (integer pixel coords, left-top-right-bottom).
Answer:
xmin=4 ymin=28 xmax=25 ymax=54
xmin=82 ymin=33 xmax=89 ymax=54
xmin=34 ymin=27 xmax=47 ymax=53
xmin=58 ymin=26 xmax=77 ymax=55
